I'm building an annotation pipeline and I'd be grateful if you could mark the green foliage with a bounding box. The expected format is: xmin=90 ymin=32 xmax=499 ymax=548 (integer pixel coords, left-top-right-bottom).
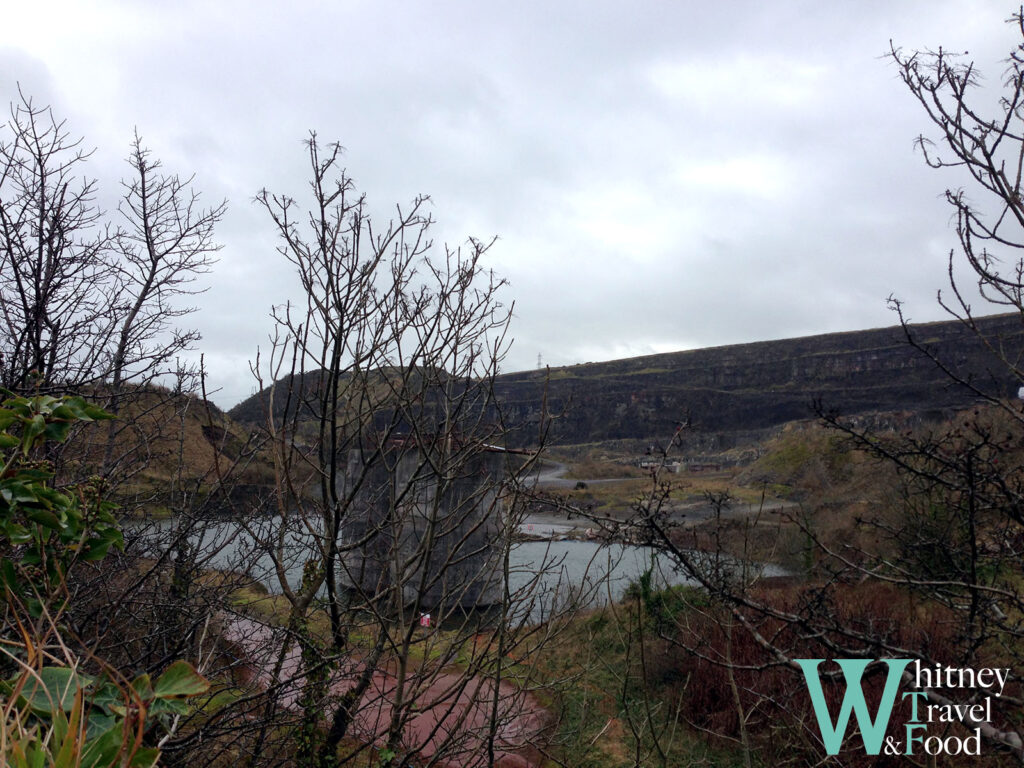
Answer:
xmin=0 ymin=394 xmax=113 ymax=454
xmin=0 ymin=393 xmax=121 ymax=616
xmin=0 ymin=394 xmax=210 ymax=768
xmin=624 ymin=572 xmax=708 ymax=634
xmin=2 ymin=662 xmax=209 ymax=768
xmin=755 ymin=434 xmax=813 ymax=478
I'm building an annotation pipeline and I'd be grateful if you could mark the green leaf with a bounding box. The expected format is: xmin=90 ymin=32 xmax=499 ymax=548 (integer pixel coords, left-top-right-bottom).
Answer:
xmin=25 ymin=507 xmax=64 ymax=531
xmin=24 ymin=743 xmax=46 ymax=768
xmin=43 ymin=421 xmax=73 ymax=443
xmin=20 ymin=550 xmax=41 ymax=565
xmin=148 ymin=697 xmax=188 ymax=716
xmin=130 ymin=673 xmax=153 ymax=701
xmin=60 ymin=398 xmax=114 ymax=422
xmin=49 ymin=403 xmax=76 ymax=419
xmin=80 ymin=525 xmax=123 ymax=559
xmin=128 ymin=746 xmax=160 ymax=768
xmin=52 ymin=702 xmax=84 ymax=768
xmin=81 ymin=538 xmax=114 ymax=561
xmin=25 ymin=596 xmax=44 ymax=618
xmin=88 ymin=679 xmax=123 ymax=711
xmin=0 ymin=407 xmax=19 ymax=427
xmin=31 ymin=484 xmax=69 ymax=504
xmin=4 ymin=524 xmax=33 ymax=544
xmin=80 ymin=723 xmax=126 ymax=768
xmin=153 ymin=660 xmax=209 ymax=699
xmin=10 ymin=468 xmax=56 ymax=482
xmin=3 ymin=399 xmax=31 ymax=417
xmin=2 ymin=481 xmax=44 ymax=504
xmin=18 ymin=667 xmax=93 ymax=715
xmin=85 ymin=710 xmax=117 ymax=739
xmin=22 ymin=414 xmax=46 ymax=453
xmin=51 ymin=705 xmax=70 ymax=751
xmin=31 ymin=395 xmax=59 ymax=414
xmin=0 ymin=557 xmax=17 ymax=590
xmin=81 ymin=402 xmax=114 ymax=421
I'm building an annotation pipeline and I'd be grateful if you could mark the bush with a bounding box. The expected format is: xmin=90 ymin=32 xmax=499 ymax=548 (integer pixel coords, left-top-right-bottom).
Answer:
xmin=0 ymin=393 xmax=209 ymax=768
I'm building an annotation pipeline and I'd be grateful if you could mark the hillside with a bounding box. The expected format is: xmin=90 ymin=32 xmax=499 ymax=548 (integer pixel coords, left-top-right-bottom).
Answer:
xmin=493 ymin=313 xmax=1024 ymax=447
xmin=230 ymin=313 xmax=1024 ymax=449
xmin=68 ymin=386 xmax=272 ymax=513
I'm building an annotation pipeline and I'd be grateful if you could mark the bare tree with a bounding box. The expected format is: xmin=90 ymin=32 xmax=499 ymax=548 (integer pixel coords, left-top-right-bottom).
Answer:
xmin=99 ymin=132 xmax=224 ymax=478
xmin=0 ymin=89 xmax=226 ymax=511
xmin=591 ymin=16 xmax=1024 ymax=765
xmin=218 ymin=134 xmax=567 ymax=768
xmin=110 ymin=131 xmax=222 ymax=396
xmin=0 ymin=89 xmax=113 ymax=392
xmin=891 ymin=18 xmax=1024 ymax=336
xmin=0 ymin=91 xmax=261 ymax=767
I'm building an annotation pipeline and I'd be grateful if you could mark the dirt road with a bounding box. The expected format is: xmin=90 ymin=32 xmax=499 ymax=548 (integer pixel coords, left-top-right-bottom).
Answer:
xmin=226 ymin=616 xmax=547 ymax=767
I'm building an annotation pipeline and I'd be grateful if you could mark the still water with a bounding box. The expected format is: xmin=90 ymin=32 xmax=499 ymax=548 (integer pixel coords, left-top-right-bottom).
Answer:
xmin=130 ymin=516 xmax=783 ymax=623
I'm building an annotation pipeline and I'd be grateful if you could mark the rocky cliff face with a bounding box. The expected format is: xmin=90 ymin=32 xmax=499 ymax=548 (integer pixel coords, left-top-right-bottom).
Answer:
xmin=230 ymin=313 xmax=1024 ymax=449
xmin=493 ymin=313 xmax=1024 ymax=446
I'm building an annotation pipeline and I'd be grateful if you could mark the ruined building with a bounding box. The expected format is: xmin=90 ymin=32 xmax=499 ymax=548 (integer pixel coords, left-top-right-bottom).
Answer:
xmin=339 ymin=440 xmax=516 ymax=611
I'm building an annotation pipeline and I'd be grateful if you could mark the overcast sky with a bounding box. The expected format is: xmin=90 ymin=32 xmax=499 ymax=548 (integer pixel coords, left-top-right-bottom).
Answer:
xmin=1 ymin=1 xmax=1019 ymax=407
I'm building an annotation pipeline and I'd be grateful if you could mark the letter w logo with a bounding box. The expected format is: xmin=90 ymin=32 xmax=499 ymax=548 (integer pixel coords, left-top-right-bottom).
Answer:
xmin=796 ymin=659 xmax=911 ymax=755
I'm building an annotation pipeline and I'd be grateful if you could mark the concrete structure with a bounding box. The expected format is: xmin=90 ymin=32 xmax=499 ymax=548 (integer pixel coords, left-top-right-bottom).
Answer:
xmin=339 ymin=442 xmax=511 ymax=611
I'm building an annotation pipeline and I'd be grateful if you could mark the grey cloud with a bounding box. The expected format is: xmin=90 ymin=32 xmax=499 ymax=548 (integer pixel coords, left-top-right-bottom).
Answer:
xmin=0 ymin=1 xmax=1019 ymax=406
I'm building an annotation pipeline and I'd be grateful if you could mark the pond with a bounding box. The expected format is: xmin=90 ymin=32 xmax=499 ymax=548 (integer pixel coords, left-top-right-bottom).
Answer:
xmin=129 ymin=515 xmax=785 ymax=624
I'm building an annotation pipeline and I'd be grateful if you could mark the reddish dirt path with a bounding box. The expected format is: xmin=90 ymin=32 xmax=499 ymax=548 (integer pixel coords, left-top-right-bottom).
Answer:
xmin=226 ymin=617 xmax=547 ymax=767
